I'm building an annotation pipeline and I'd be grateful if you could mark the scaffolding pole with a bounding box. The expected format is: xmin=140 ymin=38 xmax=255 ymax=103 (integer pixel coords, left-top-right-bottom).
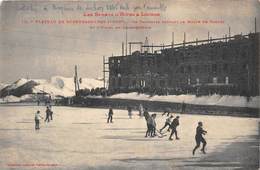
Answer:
xmin=103 ymin=56 xmax=110 ymax=89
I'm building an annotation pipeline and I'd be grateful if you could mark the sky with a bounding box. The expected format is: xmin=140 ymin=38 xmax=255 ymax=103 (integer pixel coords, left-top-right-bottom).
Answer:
xmin=0 ymin=0 xmax=259 ymax=83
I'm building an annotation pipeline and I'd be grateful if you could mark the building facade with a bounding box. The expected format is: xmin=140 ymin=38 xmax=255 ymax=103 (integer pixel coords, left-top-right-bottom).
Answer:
xmin=108 ymin=33 xmax=259 ymax=96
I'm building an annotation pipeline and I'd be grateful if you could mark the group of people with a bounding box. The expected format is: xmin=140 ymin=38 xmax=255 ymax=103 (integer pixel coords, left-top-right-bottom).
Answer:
xmin=151 ymin=108 xmax=207 ymax=155
xmin=34 ymin=103 xmax=207 ymax=155
xmin=106 ymin=105 xmax=207 ymax=155
xmin=144 ymin=109 xmax=157 ymax=137
xmin=143 ymin=108 xmax=180 ymax=140
xmin=160 ymin=115 xmax=180 ymax=140
xmin=34 ymin=106 xmax=54 ymax=130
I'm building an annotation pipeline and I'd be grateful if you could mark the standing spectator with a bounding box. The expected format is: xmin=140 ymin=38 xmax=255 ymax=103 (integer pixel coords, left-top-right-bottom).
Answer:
xmin=35 ymin=110 xmax=43 ymax=130
xmin=138 ymin=104 xmax=144 ymax=117
xmin=181 ymin=102 xmax=186 ymax=114
xmin=49 ymin=109 xmax=53 ymax=120
xmin=127 ymin=106 xmax=132 ymax=119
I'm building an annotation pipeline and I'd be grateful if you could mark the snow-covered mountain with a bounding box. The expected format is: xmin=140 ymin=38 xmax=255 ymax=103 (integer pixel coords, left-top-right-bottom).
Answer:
xmin=0 ymin=76 xmax=103 ymax=99
xmin=0 ymin=83 xmax=9 ymax=90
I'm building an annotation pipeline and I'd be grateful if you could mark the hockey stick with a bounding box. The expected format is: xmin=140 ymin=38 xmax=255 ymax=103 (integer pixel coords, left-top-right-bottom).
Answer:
xmin=156 ymin=129 xmax=167 ymax=138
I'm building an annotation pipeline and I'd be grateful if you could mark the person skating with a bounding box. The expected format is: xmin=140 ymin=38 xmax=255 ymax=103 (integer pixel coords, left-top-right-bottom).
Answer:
xmin=143 ymin=108 xmax=151 ymax=137
xmin=146 ymin=114 xmax=154 ymax=137
xmin=160 ymin=115 xmax=173 ymax=132
xmin=107 ymin=107 xmax=113 ymax=123
xmin=192 ymin=121 xmax=207 ymax=155
xmin=44 ymin=106 xmax=51 ymax=122
xmin=151 ymin=114 xmax=157 ymax=137
xmin=169 ymin=116 xmax=180 ymax=140
xmin=127 ymin=106 xmax=132 ymax=119
xmin=35 ymin=110 xmax=43 ymax=130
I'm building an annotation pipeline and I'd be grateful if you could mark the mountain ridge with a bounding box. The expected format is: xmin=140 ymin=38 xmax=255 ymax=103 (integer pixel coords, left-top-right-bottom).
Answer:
xmin=0 ymin=76 xmax=103 ymax=98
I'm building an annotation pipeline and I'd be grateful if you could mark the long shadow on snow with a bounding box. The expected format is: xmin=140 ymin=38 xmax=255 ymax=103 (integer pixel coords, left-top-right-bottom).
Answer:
xmin=180 ymin=135 xmax=259 ymax=170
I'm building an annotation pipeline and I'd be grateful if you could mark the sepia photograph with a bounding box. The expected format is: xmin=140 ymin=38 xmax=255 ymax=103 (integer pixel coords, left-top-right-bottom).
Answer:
xmin=0 ymin=0 xmax=259 ymax=169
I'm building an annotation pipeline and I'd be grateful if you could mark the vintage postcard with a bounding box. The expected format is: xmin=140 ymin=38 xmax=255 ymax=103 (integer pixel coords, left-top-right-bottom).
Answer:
xmin=0 ymin=0 xmax=259 ymax=170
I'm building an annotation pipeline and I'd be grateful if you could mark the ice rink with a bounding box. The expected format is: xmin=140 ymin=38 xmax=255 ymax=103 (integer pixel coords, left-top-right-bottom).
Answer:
xmin=0 ymin=105 xmax=258 ymax=170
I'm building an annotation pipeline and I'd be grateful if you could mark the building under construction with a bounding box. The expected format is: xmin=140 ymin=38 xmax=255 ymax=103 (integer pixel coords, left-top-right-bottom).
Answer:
xmin=107 ymin=31 xmax=259 ymax=96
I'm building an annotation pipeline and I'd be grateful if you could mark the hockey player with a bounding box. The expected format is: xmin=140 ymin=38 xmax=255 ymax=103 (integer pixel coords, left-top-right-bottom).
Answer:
xmin=146 ymin=113 xmax=157 ymax=137
xmin=192 ymin=121 xmax=207 ymax=155
xmin=107 ymin=107 xmax=113 ymax=123
xmin=160 ymin=115 xmax=173 ymax=132
xmin=44 ymin=106 xmax=51 ymax=122
xmin=144 ymin=108 xmax=151 ymax=137
xmin=34 ymin=110 xmax=43 ymax=130
xmin=169 ymin=116 xmax=180 ymax=140
xmin=151 ymin=114 xmax=157 ymax=137
xmin=143 ymin=108 xmax=149 ymax=120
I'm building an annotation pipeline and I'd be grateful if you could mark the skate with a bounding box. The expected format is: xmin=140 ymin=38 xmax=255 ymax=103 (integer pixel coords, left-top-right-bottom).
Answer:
xmin=201 ymin=149 xmax=206 ymax=154
xmin=157 ymin=134 xmax=167 ymax=138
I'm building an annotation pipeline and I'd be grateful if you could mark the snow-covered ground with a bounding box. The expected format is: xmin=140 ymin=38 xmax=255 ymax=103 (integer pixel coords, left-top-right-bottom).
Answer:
xmin=110 ymin=92 xmax=260 ymax=108
xmin=0 ymin=106 xmax=258 ymax=170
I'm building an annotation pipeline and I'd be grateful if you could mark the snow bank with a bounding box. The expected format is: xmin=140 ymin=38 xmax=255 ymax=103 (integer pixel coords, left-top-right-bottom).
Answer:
xmin=110 ymin=92 xmax=260 ymax=108
xmin=0 ymin=94 xmax=37 ymax=103
xmin=0 ymin=95 xmax=21 ymax=103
